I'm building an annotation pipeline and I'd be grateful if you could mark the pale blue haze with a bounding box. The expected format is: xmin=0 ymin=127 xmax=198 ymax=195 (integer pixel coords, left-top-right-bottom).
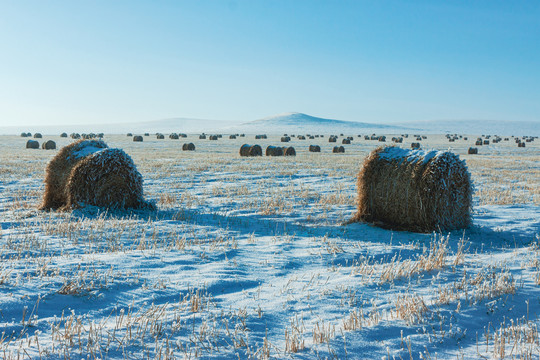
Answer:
xmin=0 ymin=1 xmax=539 ymax=126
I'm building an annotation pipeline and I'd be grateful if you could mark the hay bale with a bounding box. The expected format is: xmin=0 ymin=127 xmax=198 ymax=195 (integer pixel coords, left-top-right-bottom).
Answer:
xmin=126 ymin=133 xmax=133 ymax=137
xmin=354 ymin=146 xmax=472 ymax=232
xmin=180 ymin=133 xmax=187 ymax=138
xmin=60 ymin=133 xmax=68 ymax=138
xmin=42 ymin=140 xmax=56 ymax=150
xmin=342 ymin=139 xmax=351 ymax=144
xmin=282 ymin=146 xmax=296 ymax=156
xmin=170 ymin=133 xmax=179 ymax=139
xmin=133 ymin=135 xmax=143 ymax=142
xmin=309 ymin=145 xmax=321 ymax=152
xmin=199 ymin=134 xmax=207 ymax=139
xmin=39 ymin=139 xmax=109 ymax=210
xmin=34 ymin=133 xmax=42 ymax=139
xmin=483 ymin=140 xmax=490 ymax=145
xmin=157 ymin=134 xmax=165 ymax=139
xmin=229 ymin=135 xmax=237 ymax=139
xmin=411 ymin=142 xmax=421 ymax=149
xmin=281 ymin=136 xmax=291 ymax=142
xmin=64 ymin=148 xmax=153 ymax=210
xmin=71 ymin=133 xmax=81 ymax=139
xmin=333 ymin=146 xmax=345 ymax=153
xmin=266 ymin=145 xmax=283 ymax=156
xmin=329 ymin=136 xmax=337 ymax=143
xmin=21 ymin=132 xmax=29 ymax=137
xmin=240 ymin=144 xmax=262 ymax=157
xmin=182 ymin=143 xmax=195 ymax=151
xmin=518 ymin=142 xmax=525 ymax=148
xmin=209 ymin=135 xmax=218 ymax=140
xmin=144 ymin=133 xmax=149 ymax=136
xmin=468 ymin=147 xmax=478 ymax=154
xmin=26 ymin=140 xmax=39 ymax=149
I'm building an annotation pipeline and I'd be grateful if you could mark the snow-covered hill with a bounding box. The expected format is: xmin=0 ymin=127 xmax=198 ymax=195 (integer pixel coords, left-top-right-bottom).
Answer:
xmin=219 ymin=112 xmax=409 ymax=134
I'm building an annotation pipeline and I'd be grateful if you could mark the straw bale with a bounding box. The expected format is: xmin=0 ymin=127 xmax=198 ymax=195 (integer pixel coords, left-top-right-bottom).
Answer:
xmin=266 ymin=145 xmax=283 ymax=156
xmin=21 ymin=132 xmax=29 ymax=137
xmin=126 ymin=133 xmax=132 ymax=137
xmin=199 ymin=134 xmax=206 ymax=139
xmin=282 ymin=146 xmax=296 ymax=156
xmin=342 ymin=139 xmax=351 ymax=144
xmin=229 ymin=135 xmax=237 ymax=139
xmin=170 ymin=133 xmax=179 ymax=139
xmin=42 ymin=140 xmax=56 ymax=150
xmin=333 ymin=146 xmax=345 ymax=153
xmin=281 ymin=136 xmax=291 ymax=142
xmin=468 ymin=147 xmax=478 ymax=154
xmin=157 ymin=134 xmax=165 ymax=139
xmin=182 ymin=143 xmax=195 ymax=151
xmin=133 ymin=135 xmax=143 ymax=142
xmin=26 ymin=140 xmax=39 ymax=149
xmin=354 ymin=146 xmax=472 ymax=232
xmin=34 ymin=133 xmax=42 ymax=139
xmin=240 ymin=144 xmax=262 ymax=157
xmin=60 ymin=133 xmax=68 ymax=138
xmin=309 ymin=145 xmax=321 ymax=152
xmin=411 ymin=142 xmax=421 ymax=149
xmin=64 ymin=148 xmax=154 ymax=210
xmin=329 ymin=136 xmax=337 ymax=143
xmin=39 ymin=139 xmax=108 ymax=210
xmin=209 ymin=135 xmax=218 ymax=140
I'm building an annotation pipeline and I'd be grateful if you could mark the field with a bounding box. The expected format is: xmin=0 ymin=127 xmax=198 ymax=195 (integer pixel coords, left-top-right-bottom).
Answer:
xmin=1 ymin=133 xmax=539 ymax=359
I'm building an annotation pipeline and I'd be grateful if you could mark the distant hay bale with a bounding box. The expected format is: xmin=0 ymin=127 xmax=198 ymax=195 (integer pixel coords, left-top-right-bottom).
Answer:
xmin=26 ymin=140 xmax=39 ymax=149
xmin=297 ymin=135 xmax=306 ymax=140
xmin=71 ymin=133 xmax=81 ymax=139
xmin=468 ymin=147 xmax=478 ymax=154
xmin=133 ymin=135 xmax=143 ymax=142
xmin=64 ymin=148 xmax=153 ymax=210
xmin=209 ymin=135 xmax=218 ymax=140
xmin=170 ymin=133 xmax=179 ymax=139
xmin=518 ymin=142 xmax=525 ymax=148
xmin=60 ymin=133 xmax=68 ymax=138
xmin=180 ymin=133 xmax=187 ymax=138
xmin=282 ymin=146 xmax=296 ymax=156
xmin=281 ymin=136 xmax=291 ymax=142
xmin=411 ymin=142 xmax=421 ymax=149
xmin=255 ymin=134 xmax=267 ymax=140
xmin=342 ymin=139 xmax=351 ymax=144
xmin=157 ymin=133 xmax=165 ymax=139
xmin=483 ymin=140 xmax=490 ymax=145
xmin=229 ymin=135 xmax=237 ymax=139
xmin=199 ymin=134 xmax=207 ymax=139
xmin=240 ymin=144 xmax=262 ymax=157
xmin=378 ymin=136 xmax=386 ymax=142
xmin=266 ymin=145 xmax=283 ymax=156
xmin=21 ymin=132 xmax=29 ymax=137
xmin=126 ymin=133 xmax=133 ymax=137
xmin=42 ymin=140 xmax=56 ymax=150
xmin=333 ymin=146 xmax=345 ymax=153
xmin=329 ymin=136 xmax=337 ymax=143
xmin=354 ymin=146 xmax=472 ymax=232
xmin=34 ymin=133 xmax=42 ymax=139
xmin=144 ymin=133 xmax=149 ymax=136
xmin=309 ymin=145 xmax=321 ymax=152
xmin=182 ymin=142 xmax=195 ymax=151
xmin=40 ymin=139 xmax=108 ymax=210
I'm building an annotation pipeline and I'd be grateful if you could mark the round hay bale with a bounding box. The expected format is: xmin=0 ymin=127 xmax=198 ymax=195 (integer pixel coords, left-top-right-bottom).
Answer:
xmin=467 ymin=147 xmax=478 ymax=155
xmin=309 ymin=145 xmax=321 ymax=152
xmin=126 ymin=133 xmax=133 ymax=137
xmin=34 ymin=133 xmax=42 ymax=139
xmin=71 ymin=133 xmax=81 ymax=139
xmin=42 ymin=140 xmax=56 ymax=150
xmin=144 ymin=133 xmax=149 ymax=136
xmin=240 ymin=144 xmax=262 ymax=157
xmin=60 ymin=133 xmax=68 ymax=138
xmin=266 ymin=145 xmax=283 ymax=156
xmin=199 ymin=134 xmax=207 ymax=139
xmin=229 ymin=135 xmax=237 ymax=139
xmin=282 ymin=146 xmax=296 ymax=156
xmin=209 ymin=135 xmax=218 ymax=140
xmin=65 ymin=148 xmax=153 ymax=210
xmin=281 ymin=136 xmax=291 ymax=142
xmin=333 ymin=146 xmax=345 ymax=153
xmin=170 ymin=133 xmax=179 ymax=139
xmin=354 ymin=146 xmax=472 ymax=232
xmin=518 ymin=142 xmax=525 ymax=148
xmin=329 ymin=136 xmax=337 ymax=143
xmin=39 ymin=139 xmax=108 ymax=210
xmin=133 ymin=135 xmax=143 ymax=142
xmin=26 ymin=140 xmax=39 ymax=149
xmin=180 ymin=133 xmax=187 ymax=138
xmin=342 ymin=138 xmax=351 ymax=144
xmin=182 ymin=143 xmax=195 ymax=151
xmin=411 ymin=142 xmax=421 ymax=149
xmin=157 ymin=133 xmax=165 ymax=139
xmin=21 ymin=132 xmax=29 ymax=137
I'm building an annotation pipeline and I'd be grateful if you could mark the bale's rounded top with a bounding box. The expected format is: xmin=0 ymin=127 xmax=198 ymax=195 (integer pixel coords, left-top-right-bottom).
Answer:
xmin=68 ymin=139 xmax=108 ymax=160
xmin=376 ymin=146 xmax=446 ymax=165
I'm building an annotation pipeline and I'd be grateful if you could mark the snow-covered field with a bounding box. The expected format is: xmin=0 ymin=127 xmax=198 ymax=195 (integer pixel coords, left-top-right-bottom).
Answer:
xmin=1 ymin=133 xmax=539 ymax=359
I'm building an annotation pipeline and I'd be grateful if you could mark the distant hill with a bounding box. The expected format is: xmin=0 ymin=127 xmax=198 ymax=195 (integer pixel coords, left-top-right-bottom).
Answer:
xmin=220 ymin=112 xmax=408 ymax=134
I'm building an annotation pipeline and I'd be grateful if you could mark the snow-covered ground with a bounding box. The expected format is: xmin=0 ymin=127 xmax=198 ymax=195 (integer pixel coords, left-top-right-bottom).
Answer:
xmin=0 ymin=133 xmax=539 ymax=359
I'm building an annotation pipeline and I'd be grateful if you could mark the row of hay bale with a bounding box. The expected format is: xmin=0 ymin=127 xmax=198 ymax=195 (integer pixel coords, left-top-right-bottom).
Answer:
xmin=265 ymin=146 xmax=296 ymax=156
xmin=26 ymin=140 xmax=56 ymax=149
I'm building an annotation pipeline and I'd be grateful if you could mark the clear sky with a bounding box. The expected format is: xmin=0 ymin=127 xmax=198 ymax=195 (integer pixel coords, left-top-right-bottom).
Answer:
xmin=1 ymin=0 xmax=539 ymax=126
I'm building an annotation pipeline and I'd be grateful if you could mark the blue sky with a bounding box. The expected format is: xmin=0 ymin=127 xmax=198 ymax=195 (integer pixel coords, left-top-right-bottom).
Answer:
xmin=1 ymin=1 xmax=539 ymax=126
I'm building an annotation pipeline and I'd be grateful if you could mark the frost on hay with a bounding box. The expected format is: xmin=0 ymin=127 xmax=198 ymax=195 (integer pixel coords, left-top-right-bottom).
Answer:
xmin=240 ymin=144 xmax=262 ymax=157
xmin=353 ymin=146 xmax=472 ymax=232
xmin=40 ymin=139 xmax=108 ymax=210
xmin=65 ymin=148 xmax=155 ymax=210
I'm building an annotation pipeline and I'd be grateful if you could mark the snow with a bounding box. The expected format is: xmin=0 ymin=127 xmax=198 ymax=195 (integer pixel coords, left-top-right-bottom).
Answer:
xmin=0 ymin=133 xmax=539 ymax=359
xmin=377 ymin=146 xmax=446 ymax=164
